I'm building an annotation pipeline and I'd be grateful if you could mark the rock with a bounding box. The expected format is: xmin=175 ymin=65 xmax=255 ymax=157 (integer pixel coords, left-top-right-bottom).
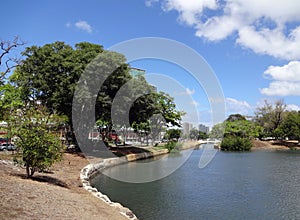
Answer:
xmin=100 ymin=195 xmax=111 ymax=203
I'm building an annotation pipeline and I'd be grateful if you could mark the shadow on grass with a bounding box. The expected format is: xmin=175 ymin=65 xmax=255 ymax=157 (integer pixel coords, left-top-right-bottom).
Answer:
xmin=14 ymin=173 xmax=69 ymax=188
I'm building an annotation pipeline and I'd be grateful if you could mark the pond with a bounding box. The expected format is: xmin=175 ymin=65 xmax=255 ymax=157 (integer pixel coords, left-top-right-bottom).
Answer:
xmin=91 ymin=148 xmax=300 ymax=220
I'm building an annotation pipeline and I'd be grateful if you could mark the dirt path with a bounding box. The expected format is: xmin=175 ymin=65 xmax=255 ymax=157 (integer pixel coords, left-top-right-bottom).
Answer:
xmin=0 ymin=152 xmax=127 ymax=220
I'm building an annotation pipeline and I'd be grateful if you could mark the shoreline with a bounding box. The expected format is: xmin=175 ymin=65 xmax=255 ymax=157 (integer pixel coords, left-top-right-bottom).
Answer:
xmin=80 ymin=141 xmax=199 ymax=220
xmin=80 ymin=148 xmax=169 ymax=220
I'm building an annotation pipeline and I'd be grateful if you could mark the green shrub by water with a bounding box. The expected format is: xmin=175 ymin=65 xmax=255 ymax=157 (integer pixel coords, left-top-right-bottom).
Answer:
xmin=164 ymin=141 xmax=182 ymax=152
xmin=220 ymin=136 xmax=252 ymax=151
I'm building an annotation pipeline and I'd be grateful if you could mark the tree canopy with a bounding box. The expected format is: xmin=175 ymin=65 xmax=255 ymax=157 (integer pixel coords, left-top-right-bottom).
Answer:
xmin=10 ymin=41 xmax=104 ymax=124
xmin=211 ymin=114 xmax=261 ymax=151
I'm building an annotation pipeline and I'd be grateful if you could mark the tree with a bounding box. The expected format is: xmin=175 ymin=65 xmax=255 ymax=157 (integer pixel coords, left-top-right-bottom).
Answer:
xmin=72 ymin=49 xmax=132 ymax=148
xmin=277 ymin=111 xmax=300 ymax=142
xmin=255 ymin=99 xmax=286 ymax=138
xmin=219 ymin=114 xmax=261 ymax=151
xmin=210 ymin=123 xmax=225 ymax=139
xmin=10 ymin=106 xmax=65 ymax=177
xmin=0 ymin=36 xmax=25 ymax=84
xmin=0 ymin=83 xmax=24 ymax=121
xmin=198 ymin=131 xmax=209 ymax=140
xmin=110 ymin=75 xmax=154 ymax=145
xmin=10 ymin=41 xmax=103 ymax=125
xmin=189 ymin=128 xmax=199 ymax=140
xmin=165 ymin=129 xmax=181 ymax=141
xmin=130 ymin=92 xmax=185 ymax=145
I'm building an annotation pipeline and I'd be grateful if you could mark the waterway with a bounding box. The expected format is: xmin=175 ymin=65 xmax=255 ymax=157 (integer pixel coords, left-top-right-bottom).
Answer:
xmin=91 ymin=148 xmax=300 ymax=219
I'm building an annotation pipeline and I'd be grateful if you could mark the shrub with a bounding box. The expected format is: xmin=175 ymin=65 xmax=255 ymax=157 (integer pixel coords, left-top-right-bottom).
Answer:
xmin=164 ymin=141 xmax=183 ymax=152
xmin=220 ymin=136 xmax=252 ymax=151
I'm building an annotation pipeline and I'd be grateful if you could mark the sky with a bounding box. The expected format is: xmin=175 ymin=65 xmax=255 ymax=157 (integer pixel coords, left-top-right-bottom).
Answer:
xmin=2 ymin=0 xmax=300 ymax=127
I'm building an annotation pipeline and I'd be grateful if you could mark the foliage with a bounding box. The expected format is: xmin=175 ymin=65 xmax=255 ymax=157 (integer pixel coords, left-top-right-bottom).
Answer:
xmin=276 ymin=111 xmax=300 ymax=141
xmin=198 ymin=131 xmax=209 ymax=140
xmin=220 ymin=136 xmax=252 ymax=151
xmin=210 ymin=123 xmax=225 ymax=139
xmin=110 ymin=75 xmax=154 ymax=144
xmin=226 ymin=114 xmax=246 ymax=122
xmin=217 ymin=114 xmax=260 ymax=151
xmin=163 ymin=141 xmax=182 ymax=152
xmin=7 ymin=40 xmax=184 ymax=149
xmin=10 ymin=41 xmax=103 ymax=125
xmin=255 ymin=99 xmax=286 ymax=138
xmin=0 ymin=83 xmax=24 ymax=120
xmin=224 ymin=119 xmax=261 ymax=139
xmin=189 ymin=128 xmax=199 ymax=140
xmin=11 ymin=106 xmax=65 ymax=177
xmin=165 ymin=129 xmax=181 ymax=141
xmin=130 ymin=92 xmax=184 ymax=145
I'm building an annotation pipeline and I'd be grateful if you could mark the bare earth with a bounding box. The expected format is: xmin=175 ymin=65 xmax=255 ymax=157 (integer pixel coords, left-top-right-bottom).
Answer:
xmin=251 ymin=140 xmax=299 ymax=151
xmin=0 ymin=152 xmax=127 ymax=220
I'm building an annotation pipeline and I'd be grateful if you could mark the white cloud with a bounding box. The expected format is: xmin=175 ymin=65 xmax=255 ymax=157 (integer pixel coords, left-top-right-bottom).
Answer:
xmin=263 ymin=61 xmax=300 ymax=81
xmin=176 ymin=88 xmax=195 ymax=96
xmin=237 ymin=26 xmax=300 ymax=60
xmin=286 ymin=104 xmax=300 ymax=111
xmin=75 ymin=20 xmax=93 ymax=33
xmin=190 ymin=100 xmax=199 ymax=107
xmin=260 ymin=81 xmax=300 ymax=96
xmin=261 ymin=61 xmax=300 ymax=96
xmin=162 ymin=0 xmax=218 ymax=26
xmin=186 ymin=88 xmax=195 ymax=95
xmin=149 ymin=0 xmax=300 ymax=59
xmin=226 ymin=97 xmax=253 ymax=115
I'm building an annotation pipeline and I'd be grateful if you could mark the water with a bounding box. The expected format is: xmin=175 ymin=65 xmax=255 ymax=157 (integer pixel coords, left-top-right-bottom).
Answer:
xmin=91 ymin=149 xmax=300 ymax=220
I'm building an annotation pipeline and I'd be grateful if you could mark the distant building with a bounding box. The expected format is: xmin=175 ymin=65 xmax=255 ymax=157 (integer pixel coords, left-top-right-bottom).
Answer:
xmin=183 ymin=122 xmax=194 ymax=136
xmin=129 ymin=67 xmax=146 ymax=78
xmin=182 ymin=122 xmax=190 ymax=136
xmin=198 ymin=124 xmax=209 ymax=134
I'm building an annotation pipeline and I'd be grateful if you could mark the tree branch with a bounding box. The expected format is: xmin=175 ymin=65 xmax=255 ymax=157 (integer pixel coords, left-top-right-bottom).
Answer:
xmin=0 ymin=36 xmax=25 ymax=80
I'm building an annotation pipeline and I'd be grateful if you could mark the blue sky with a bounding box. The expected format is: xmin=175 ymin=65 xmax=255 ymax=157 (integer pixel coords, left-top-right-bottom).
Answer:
xmin=2 ymin=0 xmax=300 ymax=126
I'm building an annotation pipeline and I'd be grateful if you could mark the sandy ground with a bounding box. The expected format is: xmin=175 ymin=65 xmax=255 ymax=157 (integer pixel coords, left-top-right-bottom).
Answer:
xmin=251 ymin=139 xmax=299 ymax=151
xmin=0 ymin=152 xmax=127 ymax=220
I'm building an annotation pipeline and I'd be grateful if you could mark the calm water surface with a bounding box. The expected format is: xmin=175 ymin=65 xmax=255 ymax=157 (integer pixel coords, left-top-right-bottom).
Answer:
xmin=91 ymin=149 xmax=300 ymax=220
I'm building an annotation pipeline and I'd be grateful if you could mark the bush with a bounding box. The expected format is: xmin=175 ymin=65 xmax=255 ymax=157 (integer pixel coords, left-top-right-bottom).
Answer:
xmin=220 ymin=136 xmax=253 ymax=151
xmin=164 ymin=141 xmax=182 ymax=152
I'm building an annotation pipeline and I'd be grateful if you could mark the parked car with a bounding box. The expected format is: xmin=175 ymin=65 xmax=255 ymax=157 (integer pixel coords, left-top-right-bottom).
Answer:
xmin=0 ymin=144 xmax=6 ymax=151
xmin=0 ymin=143 xmax=17 ymax=151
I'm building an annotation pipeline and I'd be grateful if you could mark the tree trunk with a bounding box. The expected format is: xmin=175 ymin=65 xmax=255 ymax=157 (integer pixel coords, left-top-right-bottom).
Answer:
xmin=26 ymin=164 xmax=35 ymax=178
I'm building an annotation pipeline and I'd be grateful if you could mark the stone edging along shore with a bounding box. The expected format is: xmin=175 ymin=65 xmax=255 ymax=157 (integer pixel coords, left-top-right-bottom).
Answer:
xmin=80 ymin=148 xmax=169 ymax=220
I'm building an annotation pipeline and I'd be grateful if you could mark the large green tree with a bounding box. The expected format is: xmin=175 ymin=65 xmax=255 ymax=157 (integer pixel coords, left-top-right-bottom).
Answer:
xmin=10 ymin=41 xmax=103 ymax=124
